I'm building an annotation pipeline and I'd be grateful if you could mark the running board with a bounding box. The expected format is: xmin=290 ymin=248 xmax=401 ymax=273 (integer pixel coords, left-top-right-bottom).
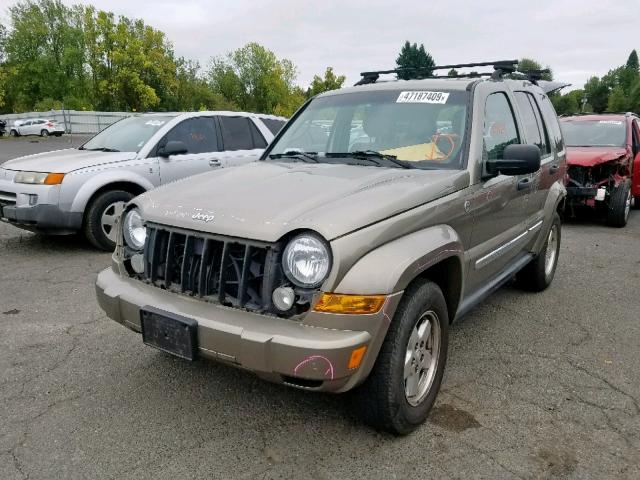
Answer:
xmin=454 ymin=254 xmax=534 ymax=322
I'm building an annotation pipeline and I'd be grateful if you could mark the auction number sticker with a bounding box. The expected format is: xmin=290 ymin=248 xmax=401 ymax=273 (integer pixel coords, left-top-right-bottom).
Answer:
xmin=599 ymin=120 xmax=622 ymax=125
xmin=396 ymin=91 xmax=449 ymax=104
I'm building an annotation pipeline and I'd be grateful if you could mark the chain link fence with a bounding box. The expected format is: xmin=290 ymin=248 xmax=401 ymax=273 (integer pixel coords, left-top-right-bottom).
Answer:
xmin=0 ymin=110 xmax=133 ymax=134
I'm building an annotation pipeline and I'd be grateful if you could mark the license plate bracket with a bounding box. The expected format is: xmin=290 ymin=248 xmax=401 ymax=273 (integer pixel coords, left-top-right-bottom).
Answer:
xmin=140 ymin=306 xmax=198 ymax=361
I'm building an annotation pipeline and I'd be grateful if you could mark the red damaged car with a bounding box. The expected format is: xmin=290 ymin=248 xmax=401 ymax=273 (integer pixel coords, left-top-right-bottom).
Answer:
xmin=560 ymin=113 xmax=640 ymax=227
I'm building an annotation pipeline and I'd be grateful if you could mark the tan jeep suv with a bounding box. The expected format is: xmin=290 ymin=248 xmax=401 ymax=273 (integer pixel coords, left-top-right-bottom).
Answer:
xmin=96 ymin=61 xmax=567 ymax=434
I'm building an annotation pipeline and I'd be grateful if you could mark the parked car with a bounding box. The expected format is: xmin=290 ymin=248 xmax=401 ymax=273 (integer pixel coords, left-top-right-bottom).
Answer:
xmin=0 ymin=119 xmax=6 ymax=137
xmin=10 ymin=118 xmax=65 ymax=137
xmin=560 ymin=112 xmax=640 ymax=227
xmin=0 ymin=111 xmax=287 ymax=249
xmin=95 ymin=61 xmax=566 ymax=434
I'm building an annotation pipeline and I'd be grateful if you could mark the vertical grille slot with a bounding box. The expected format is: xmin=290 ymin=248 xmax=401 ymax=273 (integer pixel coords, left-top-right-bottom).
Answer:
xmin=138 ymin=225 xmax=274 ymax=311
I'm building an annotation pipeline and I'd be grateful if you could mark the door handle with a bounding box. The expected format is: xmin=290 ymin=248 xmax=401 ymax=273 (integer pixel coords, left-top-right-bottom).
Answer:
xmin=517 ymin=178 xmax=532 ymax=191
xmin=549 ymin=164 xmax=559 ymax=174
xmin=209 ymin=158 xmax=221 ymax=167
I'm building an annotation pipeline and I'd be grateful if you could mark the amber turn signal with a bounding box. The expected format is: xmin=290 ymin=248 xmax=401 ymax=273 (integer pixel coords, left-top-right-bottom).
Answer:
xmin=313 ymin=293 xmax=386 ymax=314
xmin=44 ymin=173 xmax=65 ymax=185
xmin=348 ymin=346 xmax=367 ymax=369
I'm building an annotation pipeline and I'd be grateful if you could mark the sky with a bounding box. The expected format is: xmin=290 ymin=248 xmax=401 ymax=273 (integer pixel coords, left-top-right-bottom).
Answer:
xmin=0 ymin=0 xmax=636 ymax=91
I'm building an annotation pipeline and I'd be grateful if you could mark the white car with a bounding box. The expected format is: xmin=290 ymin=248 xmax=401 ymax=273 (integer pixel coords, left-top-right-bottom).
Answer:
xmin=10 ymin=118 xmax=65 ymax=137
xmin=0 ymin=111 xmax=287 ymax=249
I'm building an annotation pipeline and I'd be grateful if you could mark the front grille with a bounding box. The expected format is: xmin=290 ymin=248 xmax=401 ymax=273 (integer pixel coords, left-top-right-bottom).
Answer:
xmin=136 ymin=224 xmax=281 ymax=311
xmin=0 ymin=191 xmax=16 ymax=207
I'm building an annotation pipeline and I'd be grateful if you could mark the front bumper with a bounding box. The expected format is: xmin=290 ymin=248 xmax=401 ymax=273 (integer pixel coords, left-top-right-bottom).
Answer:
xmin=0 ymin=174 xmax=81 ymax=233
xmin=1 ymin=203 xmax=82 ymax=233
xmin=96 ymin=266 xmax=402 ymax=392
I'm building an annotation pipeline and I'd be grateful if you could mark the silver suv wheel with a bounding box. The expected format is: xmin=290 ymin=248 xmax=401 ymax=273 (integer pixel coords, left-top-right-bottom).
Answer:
xmin=404 ymin=310 xmax=441 ymax=406
xmin=101 ymin=201 xmax=125 ymax=243
xmin=544 ymin=224 xmax=558 ymax=277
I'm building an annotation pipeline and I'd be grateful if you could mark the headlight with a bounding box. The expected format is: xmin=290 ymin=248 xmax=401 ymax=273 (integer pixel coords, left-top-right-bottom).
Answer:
xmin=282 ymin=233 xmax=331 ymax=288
xmin=123 ymin=208 xmax=147 ymax=250
xmin=14 ymin=171 xmax=65 ymax=185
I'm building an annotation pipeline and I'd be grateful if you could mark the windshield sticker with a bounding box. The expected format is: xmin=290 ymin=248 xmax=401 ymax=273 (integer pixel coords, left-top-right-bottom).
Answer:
xmin=145 ymin=120 xmax=166 ymax=126
xmin=598 ymin=120 xmax=622 ymax=125
xmin=396 ymin=91 xmax=449 ymax=104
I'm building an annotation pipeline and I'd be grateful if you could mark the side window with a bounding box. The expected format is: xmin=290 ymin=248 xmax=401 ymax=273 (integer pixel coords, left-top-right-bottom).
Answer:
xmin=248 ymin=120 xmax=267 ymax=148
xmin=484 ymin=93 xmax=520 ymax=161
xmin=219 ymin=116 xmax=256 ymax=151
xmin=538 ymin=95 xmax=564 ymax=152
xmin=163 ymin=117 xmax=218 ymax=154
xmin=514 ymin=92 xmax=550 ymax=155
xmin=261 ymin=118 xmax=286 ymax=136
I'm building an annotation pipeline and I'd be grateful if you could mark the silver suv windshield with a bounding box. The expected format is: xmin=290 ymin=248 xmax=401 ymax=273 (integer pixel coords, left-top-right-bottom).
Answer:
xmin=81 ymin=115 xmax=174 ymax=153
xmin=267 ymin=89 xmax=469 ymax=170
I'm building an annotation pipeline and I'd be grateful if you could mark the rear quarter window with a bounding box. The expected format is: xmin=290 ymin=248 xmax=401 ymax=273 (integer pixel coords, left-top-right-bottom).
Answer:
xmin=260 ymin=118 xmax=287 ymax=136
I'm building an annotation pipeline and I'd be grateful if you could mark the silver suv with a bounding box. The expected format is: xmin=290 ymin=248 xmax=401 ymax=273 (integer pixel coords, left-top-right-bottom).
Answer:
xmin=0 ymin=111 xmax=286 ymax=249
xmin=96 ymin=61 xmax=567 ymax=434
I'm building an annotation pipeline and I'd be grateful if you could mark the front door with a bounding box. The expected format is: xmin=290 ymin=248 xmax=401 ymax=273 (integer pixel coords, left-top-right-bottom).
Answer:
xmin=466 ymin=91 xmax=530 ymax=294
xmin=156 ymin=117 xmax=221 ymax=184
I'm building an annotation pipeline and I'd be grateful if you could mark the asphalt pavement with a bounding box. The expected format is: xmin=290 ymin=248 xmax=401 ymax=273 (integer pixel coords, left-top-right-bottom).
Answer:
xmin=0 ymin=137 xmax=638 ymax=479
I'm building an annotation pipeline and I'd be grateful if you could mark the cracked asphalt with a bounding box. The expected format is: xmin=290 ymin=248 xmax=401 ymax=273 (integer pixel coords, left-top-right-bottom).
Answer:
xmin=1 ymin=138 xmax=639 ymax=479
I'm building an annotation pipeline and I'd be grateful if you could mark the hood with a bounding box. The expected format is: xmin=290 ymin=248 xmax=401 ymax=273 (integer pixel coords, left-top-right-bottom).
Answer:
xmin=565 ymin=146 xmax=628 ymax=168
xmin=2 ymin=148 xmax=137 ymax=173
xmin=136 ymin=161 xmax=469 ymax=242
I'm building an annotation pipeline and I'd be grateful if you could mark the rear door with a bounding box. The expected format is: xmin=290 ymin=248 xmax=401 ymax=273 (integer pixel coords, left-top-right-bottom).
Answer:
xmin=215 ymin=116 xmax=268 ymax=168
xmin=513 ymin=90 xmax=552 ymax=223
xmin=466 ymin=91 xmax=530 ymax=293
xmin=156 ymin=116 xmax=221 ymax=184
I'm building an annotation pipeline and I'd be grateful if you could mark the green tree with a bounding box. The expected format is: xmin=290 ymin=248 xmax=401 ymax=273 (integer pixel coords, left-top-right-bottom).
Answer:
xmin=626 ymin=50 xmax=639 ymax=73
xmin=208 ymin=42 xmax=302 ymax=116
xmin=307 ymin=67 xmax=345 ymax=97
xmin=517 ymin=58 xmax=553 ymax=81
xmin=447 ymin=68 xmax=458 ymax=77
xmin=395 ymin=41 xmax=435 ymax=80
xmin=607 ymin=86 xmax=628 ymax=112
xmin=550 ymin=89 xmax=584 ymax=116
xmin=584 ymin=76 xmax=610 ymax=113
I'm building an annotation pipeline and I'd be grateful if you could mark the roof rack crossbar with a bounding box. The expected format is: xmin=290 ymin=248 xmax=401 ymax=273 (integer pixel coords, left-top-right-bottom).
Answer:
xmin=356 ymin=60 xmax=519 ymax=85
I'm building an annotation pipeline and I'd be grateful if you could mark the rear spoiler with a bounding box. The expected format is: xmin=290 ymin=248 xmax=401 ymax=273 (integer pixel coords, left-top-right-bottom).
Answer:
xmin=538 ymin=80 xmax=571 ymax=95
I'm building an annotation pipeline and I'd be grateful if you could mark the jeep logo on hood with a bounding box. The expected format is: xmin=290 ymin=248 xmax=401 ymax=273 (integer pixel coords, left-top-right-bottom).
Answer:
xmin=192 ymin=212 xmax=215 ymax=223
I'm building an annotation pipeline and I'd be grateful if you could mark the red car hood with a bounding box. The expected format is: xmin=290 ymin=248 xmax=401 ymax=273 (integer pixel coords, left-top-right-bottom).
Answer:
xmin=566 ymin=146 xmax=628 ymax=167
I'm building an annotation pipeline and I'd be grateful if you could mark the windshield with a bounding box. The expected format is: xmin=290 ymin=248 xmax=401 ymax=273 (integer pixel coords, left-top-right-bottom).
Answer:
xmin=81 ymin=115 xmax=174 ymax=153
xmin=561 ymin=119 xmax=626 ymax=147
xmin=267 ymin=89 xmax=469 ymax=170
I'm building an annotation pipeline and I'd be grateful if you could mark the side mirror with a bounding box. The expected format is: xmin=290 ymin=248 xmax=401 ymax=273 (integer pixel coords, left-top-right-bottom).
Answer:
xmin=158 ymin=140 xmax=188 ymax=157
xmin=487 ymin=144 xmax=541 ymax=176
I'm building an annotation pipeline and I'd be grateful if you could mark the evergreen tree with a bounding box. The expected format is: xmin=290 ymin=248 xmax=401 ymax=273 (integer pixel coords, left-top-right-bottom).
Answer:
xmin=395 ymin=41 xmax=435 ymax=80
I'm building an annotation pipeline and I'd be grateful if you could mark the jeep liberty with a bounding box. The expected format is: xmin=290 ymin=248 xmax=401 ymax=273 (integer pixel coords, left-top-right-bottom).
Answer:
xmin=96 ymin=60 xmax=567 ymax=434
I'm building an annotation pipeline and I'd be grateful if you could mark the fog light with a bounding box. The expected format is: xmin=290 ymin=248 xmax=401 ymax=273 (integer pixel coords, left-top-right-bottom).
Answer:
xmin=28 ymin=194 xmax=38 ymax=206
xmin=272 ymin=286 xmax=295 ymax=311
xmin=131 ymin=253 xmax=145 ymax=274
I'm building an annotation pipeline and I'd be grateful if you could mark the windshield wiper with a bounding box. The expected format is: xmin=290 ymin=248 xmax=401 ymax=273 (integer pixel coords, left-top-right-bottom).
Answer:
xmin=326 ymin=150 xmax=416 ymax=169
xmin=268 ymin=151 xmax=319 ymax=163
xmin=86 ymin=147 xmax=120 ymax=152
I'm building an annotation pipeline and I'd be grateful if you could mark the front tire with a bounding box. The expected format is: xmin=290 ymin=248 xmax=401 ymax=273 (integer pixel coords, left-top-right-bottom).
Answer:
xmin=607 ymin=181 xmax=632 ymax=227
xmin=355 ymin=280 xmax=449 ymax=435
xmin=516 ymin=212 xmax=561 ymax=292
xmin=83 ymin=190 xmax=134 ymax=251
xmin=10 ymin=129 xmax=19 ymax=137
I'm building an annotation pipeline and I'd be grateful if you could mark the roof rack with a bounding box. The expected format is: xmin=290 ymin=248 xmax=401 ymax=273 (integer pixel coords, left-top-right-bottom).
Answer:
xmin=355 ymin=60 xmax=518 ymax=85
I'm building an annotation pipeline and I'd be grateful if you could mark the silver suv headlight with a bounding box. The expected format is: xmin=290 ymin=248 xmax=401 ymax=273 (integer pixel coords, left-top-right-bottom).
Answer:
xmin=123 ymin=208 xmax=147 ymax=250
xmin=282 ymin=233 xmax=331 ymax=288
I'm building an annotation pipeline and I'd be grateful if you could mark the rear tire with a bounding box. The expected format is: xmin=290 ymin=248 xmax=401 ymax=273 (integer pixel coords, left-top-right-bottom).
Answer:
xmin=516 ymin=212 xmax=561 ymax=292
xmin=354 ymin=279 xmax=449 ymax=435
xmin=607 ymin=181 xmax=631 ymax=227
xmin=40 ymin=129 xmax=49 ymax=137
xmin=83 ymin=190 xmax=134 ymax=251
